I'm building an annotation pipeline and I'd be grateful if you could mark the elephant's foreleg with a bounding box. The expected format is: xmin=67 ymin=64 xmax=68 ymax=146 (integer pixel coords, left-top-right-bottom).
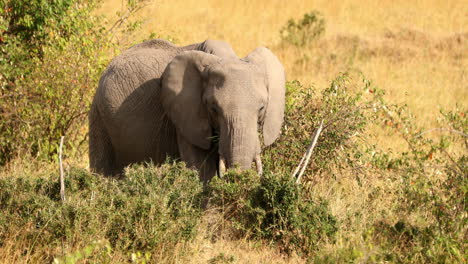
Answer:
xmin=89 ymin=103 xmax=116 ymax=176
xmin=176 ymin=133 xmax=217 ymax=182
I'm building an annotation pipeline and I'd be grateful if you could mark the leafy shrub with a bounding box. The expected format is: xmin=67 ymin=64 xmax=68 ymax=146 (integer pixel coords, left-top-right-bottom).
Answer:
xmin=368 ymin=105 xmax=467 ymax=262
xmin=280 ymin=11 xmax=325 ymax=47
xmin=262 ymin=71 xmax=466 ymax=261
xmin=0 ymin=0 xmax=76 ymax=45
xmin=0 ymin=0 xmax=77 ymax=84
xmin=207 ymin=170 xmax=338 ymax=256
xmin=264 ymin=72 xmax=384 ymax=181
xmin=0 ymin=0 xmax=110 ymax=164
xmin=0 ymin=162 xmax=203 ymax=262
xmin=0 ymin=0 xmax=147 ymax=165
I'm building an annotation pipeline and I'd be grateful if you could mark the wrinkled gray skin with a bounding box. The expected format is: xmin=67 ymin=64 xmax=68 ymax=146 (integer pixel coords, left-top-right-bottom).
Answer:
xmin=89 ymin=39 xmax=285 ymax=181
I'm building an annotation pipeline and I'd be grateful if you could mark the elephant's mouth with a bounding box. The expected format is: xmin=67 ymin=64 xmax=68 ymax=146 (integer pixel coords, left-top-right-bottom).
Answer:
xmin=217 ymin=154 xmax=263 ymax=177
xmin=211 ymin=127 xmax=263 ymax=178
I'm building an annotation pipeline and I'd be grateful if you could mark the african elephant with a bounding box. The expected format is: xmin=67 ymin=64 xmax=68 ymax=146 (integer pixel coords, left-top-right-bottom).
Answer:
xmin=89 ymin=39 xmax=285 ymax=181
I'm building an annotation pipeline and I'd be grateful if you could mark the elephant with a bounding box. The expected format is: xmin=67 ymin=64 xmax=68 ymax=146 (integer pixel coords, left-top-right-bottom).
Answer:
xmin=89 ymin=39 xmax=285 ymax=181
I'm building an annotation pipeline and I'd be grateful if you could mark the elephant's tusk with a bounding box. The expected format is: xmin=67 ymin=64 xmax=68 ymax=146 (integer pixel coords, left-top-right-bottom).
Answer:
xmin=218 ymin=156 xmax=227 ymax=178
xmin=254 ymin=154 xmax=263 ymax=176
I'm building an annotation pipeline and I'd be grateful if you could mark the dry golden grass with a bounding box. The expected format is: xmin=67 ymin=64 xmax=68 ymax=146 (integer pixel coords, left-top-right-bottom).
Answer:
xmin=182 ymin=236 xmax=305 ymax=264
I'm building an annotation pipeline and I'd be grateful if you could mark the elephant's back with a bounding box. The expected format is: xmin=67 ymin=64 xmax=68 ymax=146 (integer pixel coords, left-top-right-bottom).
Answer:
xmin=95 ymin=39 xmax=200 ymax=113
xmin=127 ymin=39 xmax=187 ymax=51
xmin=96 ymin=45 xmax=178 ymax=116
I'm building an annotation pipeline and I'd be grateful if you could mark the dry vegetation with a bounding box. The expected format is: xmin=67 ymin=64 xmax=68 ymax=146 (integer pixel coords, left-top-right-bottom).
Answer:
xmin=0 ymin=0 xmax=466 ymax=263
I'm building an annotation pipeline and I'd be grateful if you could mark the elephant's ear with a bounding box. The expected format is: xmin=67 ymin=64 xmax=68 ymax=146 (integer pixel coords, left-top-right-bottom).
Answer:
xmin=245 ymin=47 xmax=286 ymax=146
xmin=161 ymin=51 xmax=220 ymax=150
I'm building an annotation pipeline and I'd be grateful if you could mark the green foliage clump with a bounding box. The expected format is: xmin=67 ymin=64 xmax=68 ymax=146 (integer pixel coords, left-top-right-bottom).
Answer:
xmin=264 ymin=72 xmax=383 ymax=179
xmin=0 ymin=0 xmax=111 ymax=164
xmin=208 ymin=253 xmax=236 ymax=264
xmin=1 ymin=0 xmax=77 ymax=50
xmin=0 ymin=0 xmax=76 ymax=81
xmin=207 ymin=170 xmax=337 ymax=256
xmin=0 ymin=162 xmax=203 ymax=262
xmin=280 ymin=10 xmax=325 ymax=47
xmin=0 ymin=0 xmax=151 ymax=166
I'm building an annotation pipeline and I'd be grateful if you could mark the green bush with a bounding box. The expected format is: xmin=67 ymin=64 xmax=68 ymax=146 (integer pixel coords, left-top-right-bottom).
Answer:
xmin=264 ymin=72 xmax=384 ymax=180
xmin=0 ymin=0 xmax=77 ymax=83
xmin=0 ymin=0 xmax=110 ymax=164
xmin=280 ymin=11 xmax=325 ymax=47
xmin=0 ymin=162 xmax=203 ymax=262
xmin=0 ymin=0 xmax=148 ymax=165
xmin=207 ymin=170 xmax=338 ymax=256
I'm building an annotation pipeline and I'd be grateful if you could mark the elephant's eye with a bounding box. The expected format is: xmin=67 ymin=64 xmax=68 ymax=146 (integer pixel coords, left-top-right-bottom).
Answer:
xmin=259 ymin=105 xmax=265 ymax=112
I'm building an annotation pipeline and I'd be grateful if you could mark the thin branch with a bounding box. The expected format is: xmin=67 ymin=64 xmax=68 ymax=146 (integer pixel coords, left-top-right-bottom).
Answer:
xmin=442 ymin=149 xmax=465 ymax=174
xmin=107 ymin=1 xmax=150 ymax=35
xmin=291 ymin=145 xmax=308 ymax=179
xmin=293 ymin=120 xmax=324 ymax=184
xmin=59 ymin=136 xmax=66 ymax=202
xmin=413 ymin=128 xmax=468 ymax=138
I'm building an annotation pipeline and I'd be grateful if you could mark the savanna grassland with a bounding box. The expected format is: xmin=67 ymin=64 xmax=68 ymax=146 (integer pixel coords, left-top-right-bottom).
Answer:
xmin=0 ymin=0 xmax=466 ymax=263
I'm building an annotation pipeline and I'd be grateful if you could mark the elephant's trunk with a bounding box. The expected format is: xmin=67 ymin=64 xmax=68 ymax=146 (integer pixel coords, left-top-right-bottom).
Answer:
xmin=219 ymin=114 xmax=261 ymax=175
xmin=218 ymin=153 xmax=262 ymax=177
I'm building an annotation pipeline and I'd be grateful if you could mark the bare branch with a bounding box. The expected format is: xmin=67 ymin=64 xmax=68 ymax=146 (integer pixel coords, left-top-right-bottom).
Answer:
xmin=291 ymin=146 xmax=307 ymax=179
xmin=59 ymin=136 xmax=66 ymax=202
xmin=292 ymin=120 xmax=324 ymax=184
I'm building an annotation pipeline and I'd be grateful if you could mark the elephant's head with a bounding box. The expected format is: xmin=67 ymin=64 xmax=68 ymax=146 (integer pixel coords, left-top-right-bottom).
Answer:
xmin=161 ymin=46 xmax=285 ymax=176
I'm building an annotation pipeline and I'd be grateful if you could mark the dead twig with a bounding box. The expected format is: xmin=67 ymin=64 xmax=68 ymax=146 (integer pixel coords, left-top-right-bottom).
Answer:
xmin=292 ymin=120 xmax=324 ymax=184
xmin=59 ymin=136 xmax=65 ymax=202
